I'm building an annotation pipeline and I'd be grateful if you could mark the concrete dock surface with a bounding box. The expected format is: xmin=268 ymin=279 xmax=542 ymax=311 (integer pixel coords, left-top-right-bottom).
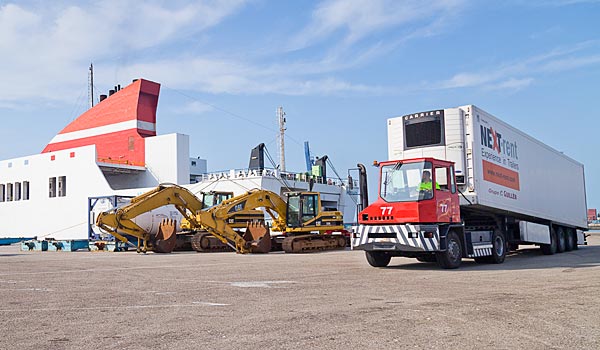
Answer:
xmin=1 ymin=235 xmax=600 ymax=349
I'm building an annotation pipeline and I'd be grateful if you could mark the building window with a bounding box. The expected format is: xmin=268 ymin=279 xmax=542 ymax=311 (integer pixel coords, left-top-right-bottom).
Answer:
xmin=24 ymin=159 xmax=29 ymax=165
xmin=58 ymin=176 xmax=67 ymax=197
xmin=15 ymin=182 xmax=21 ymax=201
xmin=0 ymin=184 xmax=4 ymax=202
xmin=23 ymin=181 xmax=30 ymax=200
xmin=192 ymin=161 xmax=197 ymax=166
xmin=7 ymin=183 xmax=13 ymax=201
xmin=49 ymin=177 xmax=57 ymax=198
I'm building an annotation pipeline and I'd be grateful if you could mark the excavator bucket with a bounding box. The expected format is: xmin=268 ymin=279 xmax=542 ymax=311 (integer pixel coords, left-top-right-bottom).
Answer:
xmin=242 ymin=221 xmax=272 ymax=253
xmin=153 ymin=219 xmax=177 ymax=253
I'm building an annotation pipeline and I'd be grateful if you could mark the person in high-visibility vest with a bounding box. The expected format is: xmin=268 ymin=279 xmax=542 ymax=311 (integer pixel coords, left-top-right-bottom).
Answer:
xmin=418 ymin=170 xmax=440 ymax=192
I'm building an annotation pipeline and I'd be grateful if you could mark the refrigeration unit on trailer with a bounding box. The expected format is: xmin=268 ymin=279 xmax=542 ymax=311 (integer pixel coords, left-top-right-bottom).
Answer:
xmin=353 ymin=105 xmax=587 ymax=268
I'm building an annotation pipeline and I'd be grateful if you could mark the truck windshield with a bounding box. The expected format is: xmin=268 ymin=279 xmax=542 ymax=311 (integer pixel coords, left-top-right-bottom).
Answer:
xmin=380 ymin=161 xmax=434 ymax=202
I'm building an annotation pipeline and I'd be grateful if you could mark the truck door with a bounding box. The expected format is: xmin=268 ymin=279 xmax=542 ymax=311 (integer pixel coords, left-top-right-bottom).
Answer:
xmin=434 ymin=165 xmax=460 ymax=223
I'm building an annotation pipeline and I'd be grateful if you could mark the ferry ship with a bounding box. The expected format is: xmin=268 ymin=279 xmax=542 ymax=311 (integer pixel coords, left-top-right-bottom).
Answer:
xmin=0 ymin=79 xmax=356 ymax=242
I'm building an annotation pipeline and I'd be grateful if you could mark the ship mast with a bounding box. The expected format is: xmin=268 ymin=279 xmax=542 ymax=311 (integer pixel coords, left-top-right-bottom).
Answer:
xmin=88 ymin=63 xmax=94 ymax=108
xmin=277 ymin=106 xmax=286 ymax=172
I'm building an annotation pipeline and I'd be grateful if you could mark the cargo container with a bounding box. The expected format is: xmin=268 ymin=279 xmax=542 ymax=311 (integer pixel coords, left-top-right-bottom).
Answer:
xmin=353 ymin=105 xmax=587 ymax=268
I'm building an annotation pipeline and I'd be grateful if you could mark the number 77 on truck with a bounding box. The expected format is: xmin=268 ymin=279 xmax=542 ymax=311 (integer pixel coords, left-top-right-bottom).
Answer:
xmin=352 ymin=105 xmax=587 ymax=269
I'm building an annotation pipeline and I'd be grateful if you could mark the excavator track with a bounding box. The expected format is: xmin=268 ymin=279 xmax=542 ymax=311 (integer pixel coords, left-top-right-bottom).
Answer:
xmin=282 ymin=234 xmax=347 ymax=253
xmin=190 ymin=231 xmax=232 ymax=252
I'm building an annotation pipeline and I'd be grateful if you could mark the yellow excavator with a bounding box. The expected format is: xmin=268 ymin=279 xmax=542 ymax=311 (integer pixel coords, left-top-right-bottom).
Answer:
xmin=184 ymin=190 xmax=264 ymax=252
xmin=96 ymin=184 xmax=347 ymax=254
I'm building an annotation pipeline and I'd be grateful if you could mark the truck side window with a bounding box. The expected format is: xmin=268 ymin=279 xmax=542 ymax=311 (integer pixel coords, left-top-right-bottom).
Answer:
xmin=435 ymin=167 xmax=449 ymax=191
xmin=450 ymin=166 xmax=456 ymax=193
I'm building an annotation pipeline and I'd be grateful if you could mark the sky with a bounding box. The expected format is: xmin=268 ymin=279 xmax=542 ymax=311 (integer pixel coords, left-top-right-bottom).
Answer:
xmin=1 ymin=0 xmax=600 ymax=207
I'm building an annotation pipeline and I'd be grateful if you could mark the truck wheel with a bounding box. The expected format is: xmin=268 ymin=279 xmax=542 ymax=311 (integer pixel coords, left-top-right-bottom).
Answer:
xmin=556 ymin=227 xmax=566 ymax=253
xmin=541 ymin=229 xmax=557 ymax=255
xmin=365 ymin=251 xmax=391 ymax=267
xmin=564 ymin=229 xmax=575 ymax=251
xmin=436 ymin=231 xmax=462 ymax=269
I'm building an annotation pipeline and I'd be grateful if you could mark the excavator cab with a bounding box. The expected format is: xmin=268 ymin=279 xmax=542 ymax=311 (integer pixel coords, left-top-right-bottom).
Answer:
xmin=285 ymin=192 xmax=320 ymax=228
xmin=200 ymin=191 xmax=233 ymax=209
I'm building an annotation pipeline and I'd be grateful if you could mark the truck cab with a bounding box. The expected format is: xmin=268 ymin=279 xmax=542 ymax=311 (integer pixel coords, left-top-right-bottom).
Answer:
xmin=353 ymin=157 xmax=506 ymax=269
xmin=359 ymin=158 xmax=460 ymax=226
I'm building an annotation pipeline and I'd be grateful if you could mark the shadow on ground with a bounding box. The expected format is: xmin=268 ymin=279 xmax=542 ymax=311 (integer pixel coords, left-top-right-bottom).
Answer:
xmin=382 ymin=244 xmax=600 ymax=272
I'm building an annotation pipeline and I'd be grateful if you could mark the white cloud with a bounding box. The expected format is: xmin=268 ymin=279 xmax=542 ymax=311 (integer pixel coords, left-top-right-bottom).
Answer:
xmin=538 ymin=55 xmax=600 ymax=72
xmin=434 ymin=41 xmax=600 ymax=91
xmin=118 ymin=57 xmax=385 ymax=96
xmin=173 ymin=101 xmax=215 ymax=115
xmin=529 ymin=0 xmax=600 ymax=6
xmin=485 ymin=78 xmax=534 ymax=91
xmin=289 ymin=0 xmax=465 ymax=50
xmin=0 ymin=1 xmax=248 ymax=103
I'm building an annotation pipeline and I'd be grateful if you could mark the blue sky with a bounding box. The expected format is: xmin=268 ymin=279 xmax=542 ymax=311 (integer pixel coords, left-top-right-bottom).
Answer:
xmin=1 ymin=0 xmax=600 ymax=207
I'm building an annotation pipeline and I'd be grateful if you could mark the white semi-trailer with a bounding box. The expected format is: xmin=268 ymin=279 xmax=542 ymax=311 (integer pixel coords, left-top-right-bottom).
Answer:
xmin=353 ymin=105 xmax=587 ymax=268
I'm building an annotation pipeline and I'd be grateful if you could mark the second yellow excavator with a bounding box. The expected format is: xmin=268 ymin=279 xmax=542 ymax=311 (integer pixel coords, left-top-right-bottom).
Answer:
xmin=96 ymin=184 xmax=347 ymax=254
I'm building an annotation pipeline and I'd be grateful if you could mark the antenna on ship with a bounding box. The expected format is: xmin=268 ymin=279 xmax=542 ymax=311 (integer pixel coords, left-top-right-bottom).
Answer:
xmin=277 ymin=106 xmax=287 ymax=172
xmin=88 ymin=63 xmax=94 ymax=108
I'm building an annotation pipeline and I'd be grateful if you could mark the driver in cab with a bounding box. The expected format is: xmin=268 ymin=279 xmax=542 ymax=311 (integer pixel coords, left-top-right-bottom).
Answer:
xmin=418 ymin=170 xmax=440 ymax=199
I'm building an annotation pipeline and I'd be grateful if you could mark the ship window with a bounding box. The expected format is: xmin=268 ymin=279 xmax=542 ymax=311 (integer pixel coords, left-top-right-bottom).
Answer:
xmin=7 ymin=183 xmax=13 ymax=201
xmin=23 ymin=181 xmax=30 ymax=200
xmin=404 ymin=111 xmax=445 ymax=149
xmin=49 ymin=177 xmax=57 ymax=198
xmin=192 ymin=161 xmax=197 ymax=166
xmin=15 ymin=182 xmax=21 ymax=201
xmin=0 ymin=184 xmax=4 ymax=202
xmin=58 ymin=176 xmax=67 ymax=197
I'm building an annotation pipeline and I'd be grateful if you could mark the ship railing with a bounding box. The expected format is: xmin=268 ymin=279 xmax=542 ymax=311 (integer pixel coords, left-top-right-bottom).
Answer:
xmin=191 ymin=167 xmax=349 ymax=187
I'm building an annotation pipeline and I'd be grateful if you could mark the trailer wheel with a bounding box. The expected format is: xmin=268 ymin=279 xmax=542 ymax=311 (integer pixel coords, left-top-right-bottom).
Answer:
xmin=436 ymin=231 xmax=462 ymax=269
xmin=541 ymin=228 xmax=557 ymax=255
xmin=556 ymin=227 xmax=566 ymax=253
xmin=489 ymin=231 xmax=507 ymax=264
xmin=573 ymin=230 xmax=580 ymax=250
xmin=564 ymin=228 xmax=575 ymax=251
xmin=365 ymin=251 xmax=391 ymax=267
